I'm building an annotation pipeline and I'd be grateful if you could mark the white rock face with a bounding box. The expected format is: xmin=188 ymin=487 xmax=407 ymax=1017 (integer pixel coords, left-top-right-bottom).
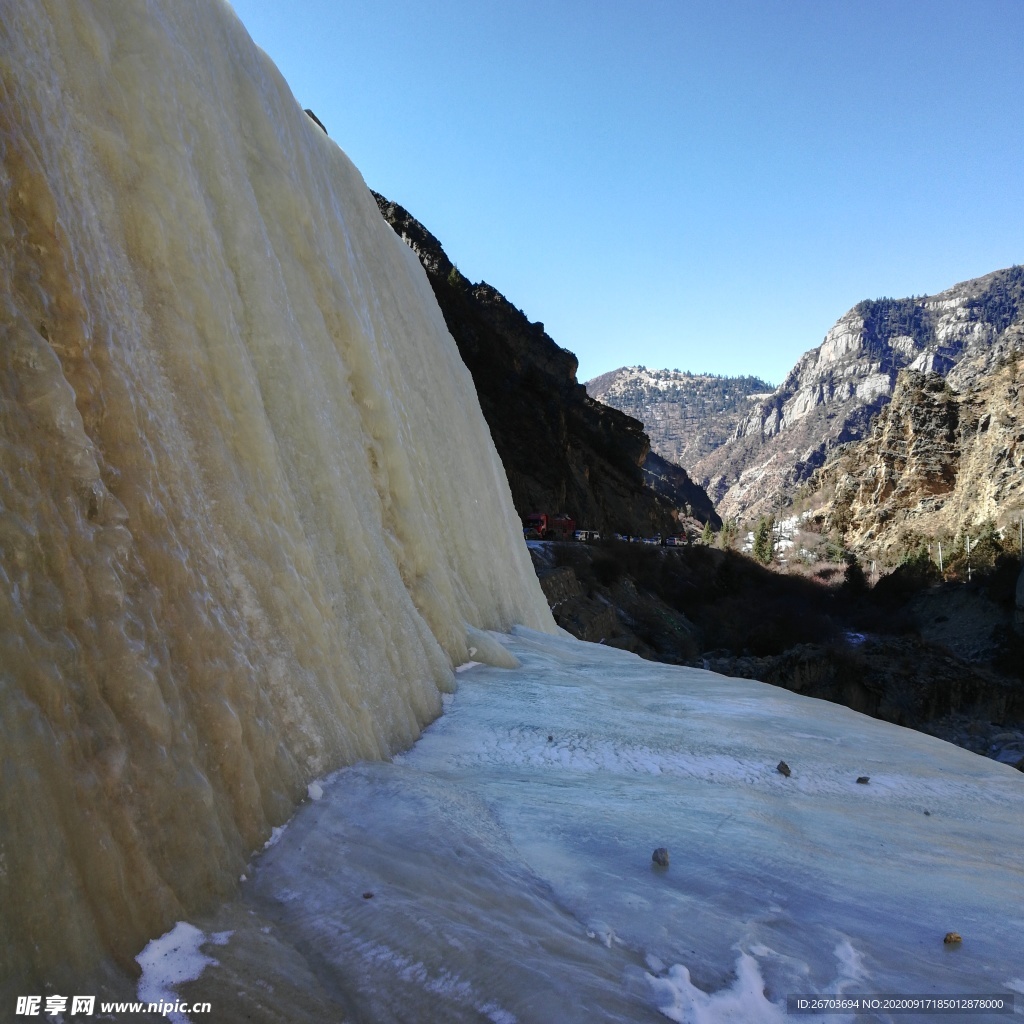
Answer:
xmin=816 ymin=313 xmax=866 ymax=366
xmin=698 ymin=269 xmax=1024 ymax=521
xmin=1 ymin=0 xmax=553 ymax=989
xmin=890 ymin=334 xmax=920 ymax=357
xmin=855 ymin=372 xmax=893 ymax=403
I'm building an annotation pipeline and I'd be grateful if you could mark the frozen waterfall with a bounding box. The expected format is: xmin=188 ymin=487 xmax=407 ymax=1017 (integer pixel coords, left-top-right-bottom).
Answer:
xmin=1 ymin=0 xmax=552 ymax=993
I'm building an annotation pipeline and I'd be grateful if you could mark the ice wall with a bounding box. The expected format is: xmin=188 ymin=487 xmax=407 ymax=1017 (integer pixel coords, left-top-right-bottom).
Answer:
xmin=0 ymin=0 xmax=553 ymax=989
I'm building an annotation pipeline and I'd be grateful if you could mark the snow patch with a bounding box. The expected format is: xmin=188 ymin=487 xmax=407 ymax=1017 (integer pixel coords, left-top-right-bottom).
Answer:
xmin=646 ymin=953 xmax=785 ymax=1024
xmin=263 ymin=825 xmax=288 ymax=849
xmin=136 ymin=922 xmax=231 ymax=1023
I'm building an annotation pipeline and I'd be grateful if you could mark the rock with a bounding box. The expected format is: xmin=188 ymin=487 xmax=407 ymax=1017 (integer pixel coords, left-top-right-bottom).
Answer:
xmin=814 ymin=357 xmax=1024 ymax=561
xmin=527 ymin=543 xmax=699 ymax=663
xmin=707 ymin=635 xmax=1024 ymax=733
xmin=943 ymin=932 xmax=962 ymax=944
xmin=303 ymin=108 xmax=327 ymax=134
xmin=651 ymin=847 xmax=670 ymax=868
xmin=537 ymin=565 xmax=583 ymax=606
xmin=993 ymin=745 xmax=1024 ymax=763
xmin=374 ymin=193 xmax=709 ymax=538
xmin=856 ymin=776 xmax=870 ymax=784
xmin=777 ymin=761 xmax=791 ymax=777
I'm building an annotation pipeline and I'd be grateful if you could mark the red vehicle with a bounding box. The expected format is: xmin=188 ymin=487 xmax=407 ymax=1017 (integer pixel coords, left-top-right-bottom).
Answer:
xmin=524 ymin=512 xmax=577 ymax=540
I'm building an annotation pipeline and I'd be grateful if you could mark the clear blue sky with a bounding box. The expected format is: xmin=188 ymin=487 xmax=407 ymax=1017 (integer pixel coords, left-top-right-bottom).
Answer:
xmin=226 ymin=0 xmax=1023 ymax=386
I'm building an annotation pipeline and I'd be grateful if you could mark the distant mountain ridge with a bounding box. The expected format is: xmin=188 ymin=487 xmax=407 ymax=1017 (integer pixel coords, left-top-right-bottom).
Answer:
xmin=595 ymin=267 xmax=1024 ymax=525
xmin=586 ymin=367 xmax=774 ymax=470
xmin=699 ymin=266 xmax=1024 ymax=520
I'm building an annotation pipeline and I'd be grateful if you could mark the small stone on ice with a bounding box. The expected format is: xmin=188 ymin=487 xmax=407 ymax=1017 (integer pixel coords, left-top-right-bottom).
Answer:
xmin=856 ymin=776 xmax=870 ymax=784
xmin=777 ymin=761 xmax=791 ymax=777
xmin=943 ymin=931 xmax=962 ymax=944
xmin=652 ymin=847 xmax=669 ymax=867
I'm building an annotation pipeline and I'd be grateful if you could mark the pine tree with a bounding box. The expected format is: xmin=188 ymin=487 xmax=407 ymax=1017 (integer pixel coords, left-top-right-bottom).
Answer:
xmin=753 ymin=517 xmax=774 ymax=564
xmin=719 ymin=518 xmax=738 ymax=550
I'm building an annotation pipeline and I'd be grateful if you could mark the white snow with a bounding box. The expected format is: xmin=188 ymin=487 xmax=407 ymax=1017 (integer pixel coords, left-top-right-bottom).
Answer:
xmin=646 ymin=954 xmax=786 ymax=1024
xmin=136 ymin=923 xmax=232 ymax=1023
xmin=263 ymin=825 xmax=288 ymax=850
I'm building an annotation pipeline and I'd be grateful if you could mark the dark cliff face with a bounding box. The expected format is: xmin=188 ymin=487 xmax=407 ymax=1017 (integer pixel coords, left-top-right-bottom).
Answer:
xmin=643 ymin=451 xmax=721 ymax=528
xmin=373 ymin=193 xmax=715 ymax=535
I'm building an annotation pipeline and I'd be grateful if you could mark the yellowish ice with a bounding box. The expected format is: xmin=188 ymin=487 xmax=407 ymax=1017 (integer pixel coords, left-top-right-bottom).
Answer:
xmin=0 ymin=0 xmax=553 ymax=990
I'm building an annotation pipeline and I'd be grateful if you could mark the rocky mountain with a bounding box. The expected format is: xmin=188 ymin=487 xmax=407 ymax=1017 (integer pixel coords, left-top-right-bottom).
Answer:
xmin=809 ymin=360 xmax=1024 ymax=558
xmin=643 ymin=450 xmax=719 ymax=527
xmin=597 ymin=269 xmax=1023 ymax=525
xmin=696 ymin=266 xmax=1024 ymax=521
xmin=586 ymin=367 xmax=774 ymax=470
xmin=373 ymin=194 xmax=717 ymax=535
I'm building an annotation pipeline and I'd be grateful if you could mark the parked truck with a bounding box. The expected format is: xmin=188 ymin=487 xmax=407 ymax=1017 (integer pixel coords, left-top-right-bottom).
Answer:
xmin=524 ymin=512 xmax=577 ymax=541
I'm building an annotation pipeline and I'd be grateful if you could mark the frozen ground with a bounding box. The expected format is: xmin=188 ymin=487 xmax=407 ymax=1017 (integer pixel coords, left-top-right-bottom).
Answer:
xmin=169 ymin=629 xmax=1024 ymax=1023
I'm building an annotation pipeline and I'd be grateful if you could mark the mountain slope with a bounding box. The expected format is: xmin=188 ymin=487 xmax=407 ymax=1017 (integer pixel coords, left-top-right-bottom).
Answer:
xmin=643 ymin=450 xmax=720 ymax=527
xmin=587 ymin=367 xmax=773 ymax=472
xmin=697 ymin=266 xmax=1024 ymax=521
xmin=810 ymin=360 xmax=1024 ymax=558
xmin=374 ymin=195 xmax=718 ymax=534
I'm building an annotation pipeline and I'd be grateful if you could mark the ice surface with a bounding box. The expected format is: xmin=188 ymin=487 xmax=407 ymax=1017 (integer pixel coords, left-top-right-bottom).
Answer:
xmin=1 ymin=0 xmax=552 ymax=990
xmin=193 ymin=629 xmax=1024 ymax=1023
